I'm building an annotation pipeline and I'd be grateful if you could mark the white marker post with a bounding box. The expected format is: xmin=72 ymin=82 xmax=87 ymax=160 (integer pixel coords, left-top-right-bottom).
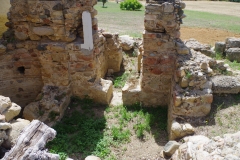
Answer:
xmin=81 ymin=11 xmax=94 ymax=51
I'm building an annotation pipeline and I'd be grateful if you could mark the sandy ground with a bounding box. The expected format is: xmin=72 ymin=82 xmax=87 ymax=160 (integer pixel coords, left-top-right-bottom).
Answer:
xmin=185 ymin=1 xmax=240 ymax=17
xmin=181 ymin=27 xmax=240 ymax=45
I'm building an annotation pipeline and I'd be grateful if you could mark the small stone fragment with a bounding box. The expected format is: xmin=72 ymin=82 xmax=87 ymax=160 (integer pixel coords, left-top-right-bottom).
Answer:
xmin=163 ymin=141 xmax=180 ymax=157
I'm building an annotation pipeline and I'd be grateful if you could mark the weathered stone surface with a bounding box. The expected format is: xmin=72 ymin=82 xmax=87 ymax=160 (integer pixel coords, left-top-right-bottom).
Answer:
xmin=170 ymin=121 xmax=194 ymax=140
xmin=32 ymin=27 xmax=54 ymax=36
xmin=119 ymin=35 xmax=135 ymax=51
xmin=226 ymin=37 xmax=240 ymax=48
xmin=85 ymin=155 xmax=101 ymax=160
xmin=91 ymin=79 xmax=113 ymax=104
xmin=103 ymin=33 xmax=123 ymax=72
xmin=163 ymin=141 xmax=180 ymax=157
xmin=0 ymin=123 xmax=11 ymax=130
xmin=226 ymin=48 xmax=240 ymax=62
xmin=3 ymin=118 xmax=30 ymax=149
xmin=0 ymin=44 xmax=6 ymax=54
xmin=212 ymin=76 xmax=240 ymax=94
xmin=215 ymin=41 xmax=226 ymax=54
xmin=0 ymin=96 xmax=11 ymax=113
xmin=172 ymin=131 xmax=240 ymax=160
xmin=185 ymin=39 xmax=214 ymax=57
xmin=0 ymin=114 xmax=5 ymax=122
xmin=2 ymin=103 xmax=21 ymax=122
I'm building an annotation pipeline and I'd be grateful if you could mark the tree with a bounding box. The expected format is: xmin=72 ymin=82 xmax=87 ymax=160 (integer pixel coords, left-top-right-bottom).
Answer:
xmin=102 ymin=0 xmax=107 ymax=7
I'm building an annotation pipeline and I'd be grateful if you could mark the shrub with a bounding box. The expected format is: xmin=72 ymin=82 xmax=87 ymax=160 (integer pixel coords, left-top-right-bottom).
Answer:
xmin=229 ymin=0 xmax=240 ymax=2
xmin=120 ymin=0 xmax=143 ymax=11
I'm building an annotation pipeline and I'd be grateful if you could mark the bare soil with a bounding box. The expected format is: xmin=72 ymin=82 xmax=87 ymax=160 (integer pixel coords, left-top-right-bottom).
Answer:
xmin=185 ymin=1 xmax=240 ymax=17
xmin=181 ymin=27 xmax=240 ymax=45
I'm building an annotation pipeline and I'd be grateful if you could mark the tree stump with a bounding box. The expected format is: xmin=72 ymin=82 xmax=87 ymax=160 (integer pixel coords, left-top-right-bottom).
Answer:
xmin=3 ymin=120 xmax=59 ymax=160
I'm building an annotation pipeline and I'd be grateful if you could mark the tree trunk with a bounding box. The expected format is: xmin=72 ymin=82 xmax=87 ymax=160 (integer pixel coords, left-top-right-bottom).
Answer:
xmin=3 ymin=120 xmax=59 ymax=160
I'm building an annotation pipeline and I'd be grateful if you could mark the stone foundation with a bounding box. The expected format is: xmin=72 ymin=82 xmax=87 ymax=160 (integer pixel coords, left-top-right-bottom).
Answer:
xmin=0 ymin=0 xmax=123 ymax=125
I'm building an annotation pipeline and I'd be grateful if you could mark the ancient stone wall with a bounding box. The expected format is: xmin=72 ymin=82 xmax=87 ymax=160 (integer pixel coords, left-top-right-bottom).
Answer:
xmin=123 ymin=0 xmax=188 ymax=106
xmin=0 ymin=0 xmax=122 ymax=125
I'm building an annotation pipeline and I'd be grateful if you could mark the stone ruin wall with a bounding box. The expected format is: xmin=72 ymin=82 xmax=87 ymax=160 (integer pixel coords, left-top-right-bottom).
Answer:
xmin=122 ymin=0 xmax=216 ymax=140
xmin=123 ymin=0 xmax=188 ymax=106
xmin=0 ymin=0 xmax=229 ymax=140
xmin=0 ymin=0 xmax=122 ymax=125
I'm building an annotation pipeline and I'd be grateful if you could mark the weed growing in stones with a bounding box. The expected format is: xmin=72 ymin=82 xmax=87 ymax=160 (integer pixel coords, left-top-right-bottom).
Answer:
xmin=113 ymin=73 xmax=129 ymax=88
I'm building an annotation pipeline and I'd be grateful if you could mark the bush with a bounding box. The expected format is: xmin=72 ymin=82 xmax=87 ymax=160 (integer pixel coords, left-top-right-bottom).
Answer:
xmin=229 ymin=0 xmax=240 ymax=2
xmin=120 ymin=0 xmax=143 ymax=11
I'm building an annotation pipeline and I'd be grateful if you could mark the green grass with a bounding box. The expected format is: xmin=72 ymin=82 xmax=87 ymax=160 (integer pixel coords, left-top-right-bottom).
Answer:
xmin=183 ymin=10 xmax=240 ymax=33
xmin=95 ymin=2 xmax=240 ymax=39
xmin=113 ymin=72 xmax=129 ymax=88
xmin=47 ymin=98 xmax=168 ymax=160
xmin=95 ymin=2 xmax=144 ymax=37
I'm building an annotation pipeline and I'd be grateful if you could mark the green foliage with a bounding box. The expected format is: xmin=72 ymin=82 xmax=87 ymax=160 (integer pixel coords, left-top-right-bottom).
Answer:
xmin=120 ymin=0 xmax=143 ymax=11
xmin=229 ymin=0 xmax=240 ymax=2
xmin=48 ymin=111 xmax=60 ymax=121
xmin=55 ymin=92 xmax=66 ymax=101
xmin=111 ymin=126 xmax=131 ymax=142
xmin=113 ymin=73 xmax=129 ymax=88
xmin=47 ymin=110 xmax=107 ymax=159
xmin=47 ymin=98 xmax=168 ymax=159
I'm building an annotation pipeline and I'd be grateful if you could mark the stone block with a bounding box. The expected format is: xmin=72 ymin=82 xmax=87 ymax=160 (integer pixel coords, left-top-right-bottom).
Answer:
xmin=91 ymin=79 xmax=113 ymax=104
xmin=215 ymin=42 xmax=226 ymax=54
xmin=0 ymin=96 xmax=12 ymax=113
xmin=2 ymin=103 xmax=21 ymax=122
xmin=226 ymin=48 xmax=240 ymax=62
xmin=212 ymin=76 xmax=240 ymax=94
xmin=226 ymin=37 xmax=240 ymax=49
xmin=163 ymin=141 xmax=180 ymax=157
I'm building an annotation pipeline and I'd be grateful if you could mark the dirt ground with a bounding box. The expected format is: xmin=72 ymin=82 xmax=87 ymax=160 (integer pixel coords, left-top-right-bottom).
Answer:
xmin=185 ymin=1 xmax=240 ymax=17
xmin=181 ymin=27 xmax=240 ymax=45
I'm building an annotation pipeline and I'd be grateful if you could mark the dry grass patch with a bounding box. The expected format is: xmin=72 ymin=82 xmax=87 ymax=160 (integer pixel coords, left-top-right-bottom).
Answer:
xmin=194 ymin=94 xmax=240 ymax=138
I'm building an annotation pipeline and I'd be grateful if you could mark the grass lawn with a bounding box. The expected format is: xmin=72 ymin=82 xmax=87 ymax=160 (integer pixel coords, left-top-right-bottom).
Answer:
xmin=47 ymin=97 xmax=168 ymax=160
xmin=183 ymin=10 xmax=240 ymax=34
xmin=95 ymin=2 xmax=240 ymax=37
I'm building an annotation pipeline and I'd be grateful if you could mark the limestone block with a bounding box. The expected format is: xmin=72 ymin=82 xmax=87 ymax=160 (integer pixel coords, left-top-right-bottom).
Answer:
xmin=0 ymin=115 xmax=5 ymax=122
xmin=212 ymin=76 xmax=240 ymax=94
xmin=173 ymin=102 xmax=211 ymax=117
xmin=185 ymin=39 xmax=211 ymax=53
xmin=3 ymin=118 xmax=30 ymax=149
xmin=85 ymin=156 xmax=101 ymax=160
xmin=23 ymin=102 xmax=40 ymax=121
xmin=170 ymin=121 xmax=195 ymax=140
xmin=91 ymin=79 xmax=113 ymax=104
xmin=215 ymin=42 xmax=226 ymax=54
xmin=32 ymin=26 xmax=54 ymax=36
xmin=226 ymin=37 xmax=240 ymax=49
xmin=2 ymin=103 xmax=21 ymax=122
xmin=226 ymin=48 xmax=240 ymax=62
xmin=122 ymin=81 xmax=141 ymax=106
xmin=163 ymin=141 xmax=180 ymax=157
xmin=0 ymin=96 xmax=12 ymax=113
xmin=0 ymin=123 xmax=12 ymax=130
xmin=119 ymin=35 xmax=135 ymax=51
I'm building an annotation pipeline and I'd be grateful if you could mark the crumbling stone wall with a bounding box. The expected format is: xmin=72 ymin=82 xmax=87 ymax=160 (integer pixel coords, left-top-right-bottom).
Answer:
xmin=123 ymin=0 xmax=188 ymax=106
xmin=0 ymin=0 xmax=122 ymax=125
